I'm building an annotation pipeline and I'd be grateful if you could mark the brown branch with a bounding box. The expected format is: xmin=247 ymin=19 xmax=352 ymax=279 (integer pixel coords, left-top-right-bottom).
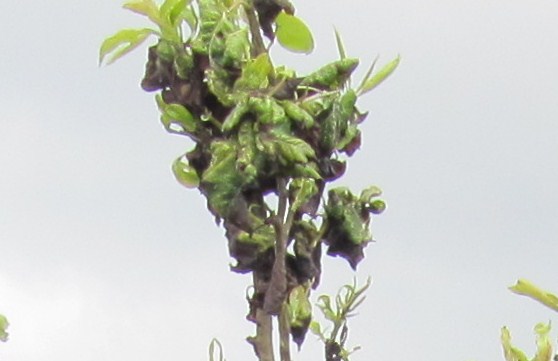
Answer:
xmin=279 ymin=304 xmax=292 ymax=361
xmin=243 ymin=0 xmax=267 ymax=57
xmin=248 ymin=273 xmax=275 ymax=361
xmin=264 ymin=178 xmax=289 ymax=315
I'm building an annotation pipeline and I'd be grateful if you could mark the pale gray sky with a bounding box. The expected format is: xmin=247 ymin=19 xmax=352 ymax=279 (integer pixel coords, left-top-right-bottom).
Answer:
xmin=1 ymin=0 xmax=558 ymax=360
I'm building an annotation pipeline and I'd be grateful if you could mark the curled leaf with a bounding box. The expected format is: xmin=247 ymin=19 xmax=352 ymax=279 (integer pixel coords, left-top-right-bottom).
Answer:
xmin=534 ymin=322 xmax=553 ymax=361
xmin=172 ymin=156 xmax=200 ymax=188
xmin=275 ymin=11 xmax=314 ymax=54
xmin=509 ymin=279 xmax=558 ymax=313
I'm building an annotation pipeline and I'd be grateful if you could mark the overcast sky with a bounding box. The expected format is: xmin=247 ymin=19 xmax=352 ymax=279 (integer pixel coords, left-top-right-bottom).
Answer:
xmin=2 ymin=0 xmax=558 ymax=360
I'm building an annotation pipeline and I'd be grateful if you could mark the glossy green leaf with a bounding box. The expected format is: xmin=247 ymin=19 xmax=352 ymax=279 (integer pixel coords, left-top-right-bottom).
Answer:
xmin=0 ymin=314 xmax=8 ymax=342
xmin=509 ymin=279 xmax=558 ymax=313
xmin=358 ymin=55 xmax=400 ymax=95
xmin=275 ymin=11 xmax=314 ymax=54
xmin=172 ymin=156 xmax=199 ymax=188
xmin=99 ymin=28 xmax=155 ymax=65
xmin=123 ymin=0 xmax=161 ymax=25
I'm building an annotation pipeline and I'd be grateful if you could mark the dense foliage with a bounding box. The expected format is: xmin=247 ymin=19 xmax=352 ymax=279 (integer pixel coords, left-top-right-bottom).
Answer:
xmin=101 ymin=0 xmax=398 ymax=359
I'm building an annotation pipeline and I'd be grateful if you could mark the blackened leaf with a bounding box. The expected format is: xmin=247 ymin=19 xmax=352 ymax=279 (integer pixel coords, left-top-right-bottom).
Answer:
xmin=323 ymin=188 xmax=372 ymax=269
xmin=337 ymin=126 xmax=360 ymax=155
xmin=275 ymin=11 xmax=314 ymax=54
xmin=253 ymin=0 xmax=294 ymax=39
xmin=99 ymin=28 xmax=155 ymax=65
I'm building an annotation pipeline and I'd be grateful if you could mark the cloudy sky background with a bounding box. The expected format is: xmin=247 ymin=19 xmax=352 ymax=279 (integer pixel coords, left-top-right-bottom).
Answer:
xmin=1 ymin=0 xmax=558 ymax=360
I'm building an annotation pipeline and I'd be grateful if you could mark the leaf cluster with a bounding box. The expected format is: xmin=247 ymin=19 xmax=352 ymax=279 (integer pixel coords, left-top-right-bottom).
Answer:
xmin=101 ymin=0 xmax=398 ymax=352
xmin=502 ymin=280 xmax=558 ymax=361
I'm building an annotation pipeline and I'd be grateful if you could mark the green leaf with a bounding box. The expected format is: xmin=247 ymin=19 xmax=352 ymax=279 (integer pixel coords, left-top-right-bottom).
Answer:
xmin=275 ymin=11 xmax=314 ymax=54
xmin=301 ymin=58 xmax=359 ymax=90
xmin=509 ymin=279 xmax=558 ymax=313
xmin=358 ymin=55 xmax=400 ymax=95
xmin=359 ymin=186 xmax=382 ymax=203
xmin=223 ymin=29 xmax=250 ymax=68
xmin=222 ymin=100 xmax=249 ymax=132
xmin=281 ymin=101 xmax=314 ymax=128
xmin=172 ymin=156 xmax=199 ymax=188
xmin=162 ymin=103 xmax=196 ymax=133
xmin=501 ymin=327 xmax=530 ymax=361
xmin=533 ymin=322 xmax=553 ymax=361
xmin=249 ymin=97 xmax=287 ymax=126
xmin=309 ymin=321 xmax=323 ymax=338
xmin=290 ymin=178 xmax=318 ymax=212
xmin=293 ymin=163 xmax=321 ymax=179
xmin=333 ymin=27 xmax=347 ymax=60
xmin=0 ymin=314 xmax=8 ymax=342
xmin=123 ymin=0 xmax=161 ymax=25
xmin=271 ymin=130 xmax=316 ymax=165
xmin=99 ymin=28 xmax=155 ymax=65
xmin=234 ymin=53 xmax=273 ymax=91
xmin=201 ymin=141 xmax=247 ymax=217
xmin=288 ymin=285 xmax=312 ymax=327
xmin=160 ymin=0 xmax=188 ymax=26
